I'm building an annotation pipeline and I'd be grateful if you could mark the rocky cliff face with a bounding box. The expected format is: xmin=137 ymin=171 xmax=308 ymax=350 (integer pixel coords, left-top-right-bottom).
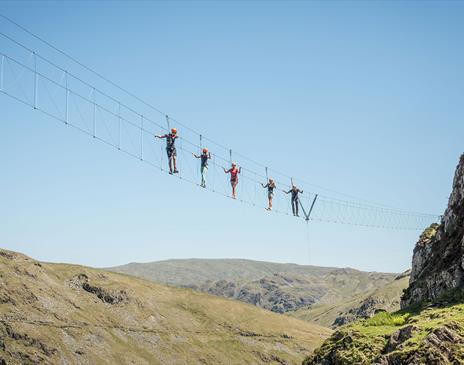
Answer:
xmin=401 ymin=154 xmax=464 ymax=308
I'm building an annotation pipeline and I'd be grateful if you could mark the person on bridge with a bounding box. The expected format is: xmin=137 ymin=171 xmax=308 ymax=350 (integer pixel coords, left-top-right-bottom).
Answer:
xmin=193 ymin=148 xmax=211 ymax=188
xmin=284 ymin=184 xmax=303 ymax=217
xmin=261 ymin=178 xmax=276 ymax=211
xmin=155 ymin=128 xmax=179 ymax=174
xmin=223 ymin=163 xmax=241 ymax=199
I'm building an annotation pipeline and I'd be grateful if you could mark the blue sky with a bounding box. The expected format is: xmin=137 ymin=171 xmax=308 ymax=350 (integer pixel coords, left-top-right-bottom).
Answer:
xmin=1 ymin=1 xmax=463 ymax=272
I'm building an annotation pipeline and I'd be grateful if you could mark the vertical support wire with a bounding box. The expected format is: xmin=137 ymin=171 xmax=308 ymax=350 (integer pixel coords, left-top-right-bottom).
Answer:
xmin=253 ymin=171 xmax=257 ymax=206
xmin=165 ymin=114 xmax=170 ymax=131
xmin=140 ymin=114 xmax=144 ymax=161
xmin=165 ymin=116 xmax=170 ymax=172
xmin=0 ymin=54 xmax=4 ymax=92
xmin=160 ymin=127 xmax=164 ymax=172
xmin=65 ymin=71 xmax=68 ymax=124
xmin=211 ymin=153 xmax=216 ymax=193
xmin=33 ymin=52 xmax=37 ymax=109
xmin=92 ymin=88 xmax=96 ymax=138
xmin=118 ymin=102 xmax=121 ymax=150
xmin=198 ymin=134 xmax=203 ymax=181
xmin=306 ymin=220 xmax=311 ymax=265
xmin=164 ymin=115 xmax=170 ymax=172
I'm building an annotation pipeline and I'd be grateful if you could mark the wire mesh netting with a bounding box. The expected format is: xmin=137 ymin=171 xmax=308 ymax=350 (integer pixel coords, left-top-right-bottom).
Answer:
xmin=0 ymin=30 xmax=441 ymax=231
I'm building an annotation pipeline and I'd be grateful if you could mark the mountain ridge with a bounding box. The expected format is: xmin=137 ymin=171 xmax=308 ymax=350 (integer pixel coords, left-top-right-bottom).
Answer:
xmin=109 ymin=258 xmax=400 ymax=316
xmin=109 ymin=258 xmax=395 ymax=274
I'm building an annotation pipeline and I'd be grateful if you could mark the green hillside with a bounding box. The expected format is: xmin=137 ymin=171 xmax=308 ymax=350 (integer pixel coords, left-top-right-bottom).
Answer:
xmin=289 ymin=272 xmax=409 ymax=328
xmin=0 ymin=249 xmax=332 ymax=365
xmin=303 ymin=300 xmax=464 ymax=365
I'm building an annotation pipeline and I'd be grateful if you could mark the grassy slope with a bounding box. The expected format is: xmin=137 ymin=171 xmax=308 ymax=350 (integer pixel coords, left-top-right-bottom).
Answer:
xmin=303 ymin=302 xmax=464 ymax=365
xmin=288 ymin=274 xmax=409 ymax=328
xmin=0 ymin=249 xmax=332 ymax=365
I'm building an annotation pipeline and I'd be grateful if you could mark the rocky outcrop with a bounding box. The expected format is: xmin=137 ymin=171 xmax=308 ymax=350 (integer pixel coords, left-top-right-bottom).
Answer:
xmin=68 ymin=273 xmax=130 ymax=305
xmin=332 ymin=298 xmax=388 ymax=327
xmin=201 ymin=274 xmax=320 ymax=313
xmin=401 ymin=154 xmax=464 ymax=308
xmin=303 ymin=307 xmax=464 ymax=365
xmin=383 ymin=325 xmax=418 ymax=353
xmin=373 ymin=325 xmax=464 ymax=365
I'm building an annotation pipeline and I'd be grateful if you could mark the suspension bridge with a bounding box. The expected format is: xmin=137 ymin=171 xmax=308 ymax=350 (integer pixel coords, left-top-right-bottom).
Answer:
xmin=0 ymin=15 xmax=441 ymax=231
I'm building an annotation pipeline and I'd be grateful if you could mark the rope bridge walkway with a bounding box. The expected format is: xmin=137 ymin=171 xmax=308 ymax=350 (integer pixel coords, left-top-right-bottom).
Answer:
xmin=0 ymin=15 xmax=441 ymax=230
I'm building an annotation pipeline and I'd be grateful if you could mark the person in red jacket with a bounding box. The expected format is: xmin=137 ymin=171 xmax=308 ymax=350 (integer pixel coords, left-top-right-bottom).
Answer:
xmin=223 ymin=162 xmax=241 ymax=199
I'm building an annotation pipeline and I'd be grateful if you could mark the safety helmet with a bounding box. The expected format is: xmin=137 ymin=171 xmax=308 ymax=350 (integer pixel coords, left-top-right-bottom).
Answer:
xmin=203 ymin=148 xmax=208 ymax=153
xmin=171 ymin=128 xmax=177 ymax=134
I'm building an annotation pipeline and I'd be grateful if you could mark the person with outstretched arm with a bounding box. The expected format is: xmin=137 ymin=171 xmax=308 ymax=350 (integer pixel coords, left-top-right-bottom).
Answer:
xmin=223 ymin=162 xmax=241 ymax=199
xmin=261 ymin=178 xmax=276 ymax=211
xmin=284 ymin=184 xmax=303 ymax=217
xmin=155 ymin=128 xmax=178 ymax=174
xmin=192 ymin=148 xmax=211 ymax=188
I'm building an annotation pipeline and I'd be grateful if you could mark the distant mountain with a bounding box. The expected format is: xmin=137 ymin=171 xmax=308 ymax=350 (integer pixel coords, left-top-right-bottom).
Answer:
xmin=0 ymin=249 xmax=331 ymax=365
xmin=109 ymin=259 xmax=399 ymax=315
xmin=110 ymin=259 xmax=337 ymax=287
xmin=289 ymin=271 xmax=410 ymax=328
